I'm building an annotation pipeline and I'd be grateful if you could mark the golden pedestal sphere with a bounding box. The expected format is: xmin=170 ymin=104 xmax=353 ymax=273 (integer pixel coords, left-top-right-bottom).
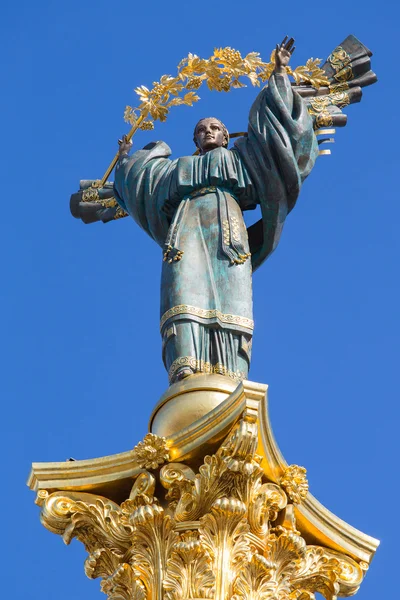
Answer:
xmin=149 ymin=373 xmax=238 ymax=438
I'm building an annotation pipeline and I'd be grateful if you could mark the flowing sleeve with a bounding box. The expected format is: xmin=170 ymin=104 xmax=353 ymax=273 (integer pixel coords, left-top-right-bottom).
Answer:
xmin=235 ymin=73 xmax=319 ymax=272
xmin=113 ymin=141 xmax=175 ymax=248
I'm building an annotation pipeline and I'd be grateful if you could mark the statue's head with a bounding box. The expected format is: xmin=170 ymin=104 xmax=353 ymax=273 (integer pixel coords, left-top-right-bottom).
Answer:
xmin=193 ymin=117 xmax=229 ymax=154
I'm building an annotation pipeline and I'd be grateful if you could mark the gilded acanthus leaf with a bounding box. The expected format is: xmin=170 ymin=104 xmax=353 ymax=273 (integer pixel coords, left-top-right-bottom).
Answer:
xmin=232 ymin=553 xmax=276 ymax=600
xmin=164 ymin=531 xmax=215 ymax=600
xmin=219 ymin=418 xmax=259 ymax=473
xmin=41 ymin=492 xmax=132 ymax=556
xmin=85 ymin=548 xmax=122 ymax=579
xmin=101 ymin=563 xmax=146 ymax=600
xmin=199 ymin=498 xmax=251 ymax=600
xmin=121 ymin=471 xmax=156 ymax=512
xmin=127 ymin=504 xmax=178 ymax=600
xmin=247 ymin=478 xmax=287 ymax=538
xmin=169 ymin=453 xmax=233 ymax=522
xmin=63 ymin=499 xmax=132 ymax=555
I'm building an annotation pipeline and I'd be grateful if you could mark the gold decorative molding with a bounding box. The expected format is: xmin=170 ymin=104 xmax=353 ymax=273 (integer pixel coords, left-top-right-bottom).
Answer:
xmin=28 ymin=378 xmax=379 ymax=600
xmin=160 ymin=304 xmax=254 ymax=332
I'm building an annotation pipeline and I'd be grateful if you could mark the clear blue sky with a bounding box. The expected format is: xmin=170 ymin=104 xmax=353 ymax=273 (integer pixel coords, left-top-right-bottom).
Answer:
xmin=2 ymin=1 xmax=397 ymax=598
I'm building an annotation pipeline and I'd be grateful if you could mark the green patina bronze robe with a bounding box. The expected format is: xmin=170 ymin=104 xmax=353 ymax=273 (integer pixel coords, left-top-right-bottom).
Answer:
xmin=114 ymin=73 xmax=318 ymax=383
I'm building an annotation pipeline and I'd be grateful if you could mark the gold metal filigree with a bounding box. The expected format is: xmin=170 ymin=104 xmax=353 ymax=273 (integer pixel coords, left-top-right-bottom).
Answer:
xmin=80 ymin=187 xmax=128 ymax=220
xmin=82 ymin=187 xmax=100 ymax=202
xmin=132 ymin=433 xmax=170 ymax=469
xmin=114 ymin=207 xmax=128 ymax=220
xmin=308 ymin=92 xmax=350 ymax=116
xmin=280 ymin=465 xmax=309 ymax=504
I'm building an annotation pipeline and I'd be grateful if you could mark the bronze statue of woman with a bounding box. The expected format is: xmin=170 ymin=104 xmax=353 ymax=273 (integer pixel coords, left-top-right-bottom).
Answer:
xmin=73 ymin=35 xmax=377 ymax=385
xmin=108 ymin=37 xmax=318 ymax=384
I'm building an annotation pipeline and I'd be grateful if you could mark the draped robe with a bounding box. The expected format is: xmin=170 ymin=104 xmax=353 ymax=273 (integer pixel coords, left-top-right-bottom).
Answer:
xmin=114 ymin=73 xmax=319 ymax=383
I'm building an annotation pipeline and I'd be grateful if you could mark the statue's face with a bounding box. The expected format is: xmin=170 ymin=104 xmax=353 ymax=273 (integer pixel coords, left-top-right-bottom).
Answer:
xmin=194 ymin=118 xmax=226 ymax=154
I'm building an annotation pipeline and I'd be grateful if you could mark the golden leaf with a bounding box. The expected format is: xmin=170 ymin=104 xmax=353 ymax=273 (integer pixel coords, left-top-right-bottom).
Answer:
xmin=292 ymin=61 xmax=329 ymax=89
xmin=244 ymin=51 xmax=264 ymax=71
xmin=247 ymin=71 xmax=261 ymax=87
xmin=259 ymin=62 xmax=275 ymax=82
xmin=179 ymin=54 xmax=208 ymax=79
xmin=305 ymin=57 xmax=322 ymax=71
xmin=166 ymin=97 xmax=184 ymax=107
xmin=204 ymin=60 xmax=222 ymax=80
xmin=151 ymin=104 xmax=169 ymax=122
xmin=159 ymin=75 xmax=183 ymax=96
xmin=134 ymin=85 xmax=151 ymax=102
xmin=231 ymin=79 xmax=247 ymax=89
xmin=182 ymin=91 xmax=200 ymax=106
xmin=123 ymin=106 xmax=138 ymax=126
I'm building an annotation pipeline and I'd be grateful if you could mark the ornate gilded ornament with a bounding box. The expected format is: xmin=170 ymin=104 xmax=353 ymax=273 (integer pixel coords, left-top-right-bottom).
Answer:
xmin=132 ymin=433 xmax=170 ymax=470
xmin=35 ymin=407 xmax=370 ymax=600
xmin=82 ymin=187 xmax=100 ymax=202
xmin=279 ymin=465 xmax=309 ymax=505
xmin=328 ymin=46 xmax=354 ymax=83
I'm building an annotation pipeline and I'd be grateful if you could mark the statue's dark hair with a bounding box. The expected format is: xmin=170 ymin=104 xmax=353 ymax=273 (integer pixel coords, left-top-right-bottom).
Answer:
xmin=193 ymin=117 xmax=229 ymax=150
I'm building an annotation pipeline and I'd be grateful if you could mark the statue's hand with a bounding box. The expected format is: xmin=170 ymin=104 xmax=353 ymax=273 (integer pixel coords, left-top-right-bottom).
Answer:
xmin=274 ymin=36 xmax=295 ymax=74
xmin=118 ymin=134 xmax=133 ymax=156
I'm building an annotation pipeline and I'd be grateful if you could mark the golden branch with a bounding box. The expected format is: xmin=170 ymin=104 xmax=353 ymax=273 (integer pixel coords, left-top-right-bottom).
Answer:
xmin=96 ymin=47 xmax=328 ymax=187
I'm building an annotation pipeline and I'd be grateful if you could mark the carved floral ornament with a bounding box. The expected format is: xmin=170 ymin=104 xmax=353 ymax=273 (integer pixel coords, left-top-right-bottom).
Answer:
xmin=36 ymin=419 xmax=366 ymax=600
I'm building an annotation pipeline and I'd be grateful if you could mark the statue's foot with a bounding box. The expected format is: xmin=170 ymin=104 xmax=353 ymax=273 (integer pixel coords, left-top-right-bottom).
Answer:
xmin=172 ymin=366 xmax=195 ymax=383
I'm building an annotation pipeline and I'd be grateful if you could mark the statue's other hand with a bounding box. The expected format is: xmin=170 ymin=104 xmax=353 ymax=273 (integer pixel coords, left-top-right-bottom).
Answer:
xmin=118 ymin=134 xmax=133 ymax=156
xmin=275 ymin=36 xmax=295 ymax=73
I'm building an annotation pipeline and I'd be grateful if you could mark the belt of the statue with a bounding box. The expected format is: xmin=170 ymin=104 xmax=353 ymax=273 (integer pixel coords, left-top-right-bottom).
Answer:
xmin=185 ymin=186 xmax=237 ymax=201
xmin=163 ymin=186 xmax=249 ymax=265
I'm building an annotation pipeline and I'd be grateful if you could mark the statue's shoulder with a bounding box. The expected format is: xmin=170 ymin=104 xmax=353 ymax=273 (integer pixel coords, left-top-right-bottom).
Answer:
xmin=139 ymin=140 xmax=172 ymax=159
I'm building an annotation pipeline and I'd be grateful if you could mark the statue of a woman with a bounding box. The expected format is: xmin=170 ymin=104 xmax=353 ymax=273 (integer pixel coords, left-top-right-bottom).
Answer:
xmin=74 ymin=38 xmax=319 ymax=384
xmin=113 ymin=39 xmax=318 ymax=383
